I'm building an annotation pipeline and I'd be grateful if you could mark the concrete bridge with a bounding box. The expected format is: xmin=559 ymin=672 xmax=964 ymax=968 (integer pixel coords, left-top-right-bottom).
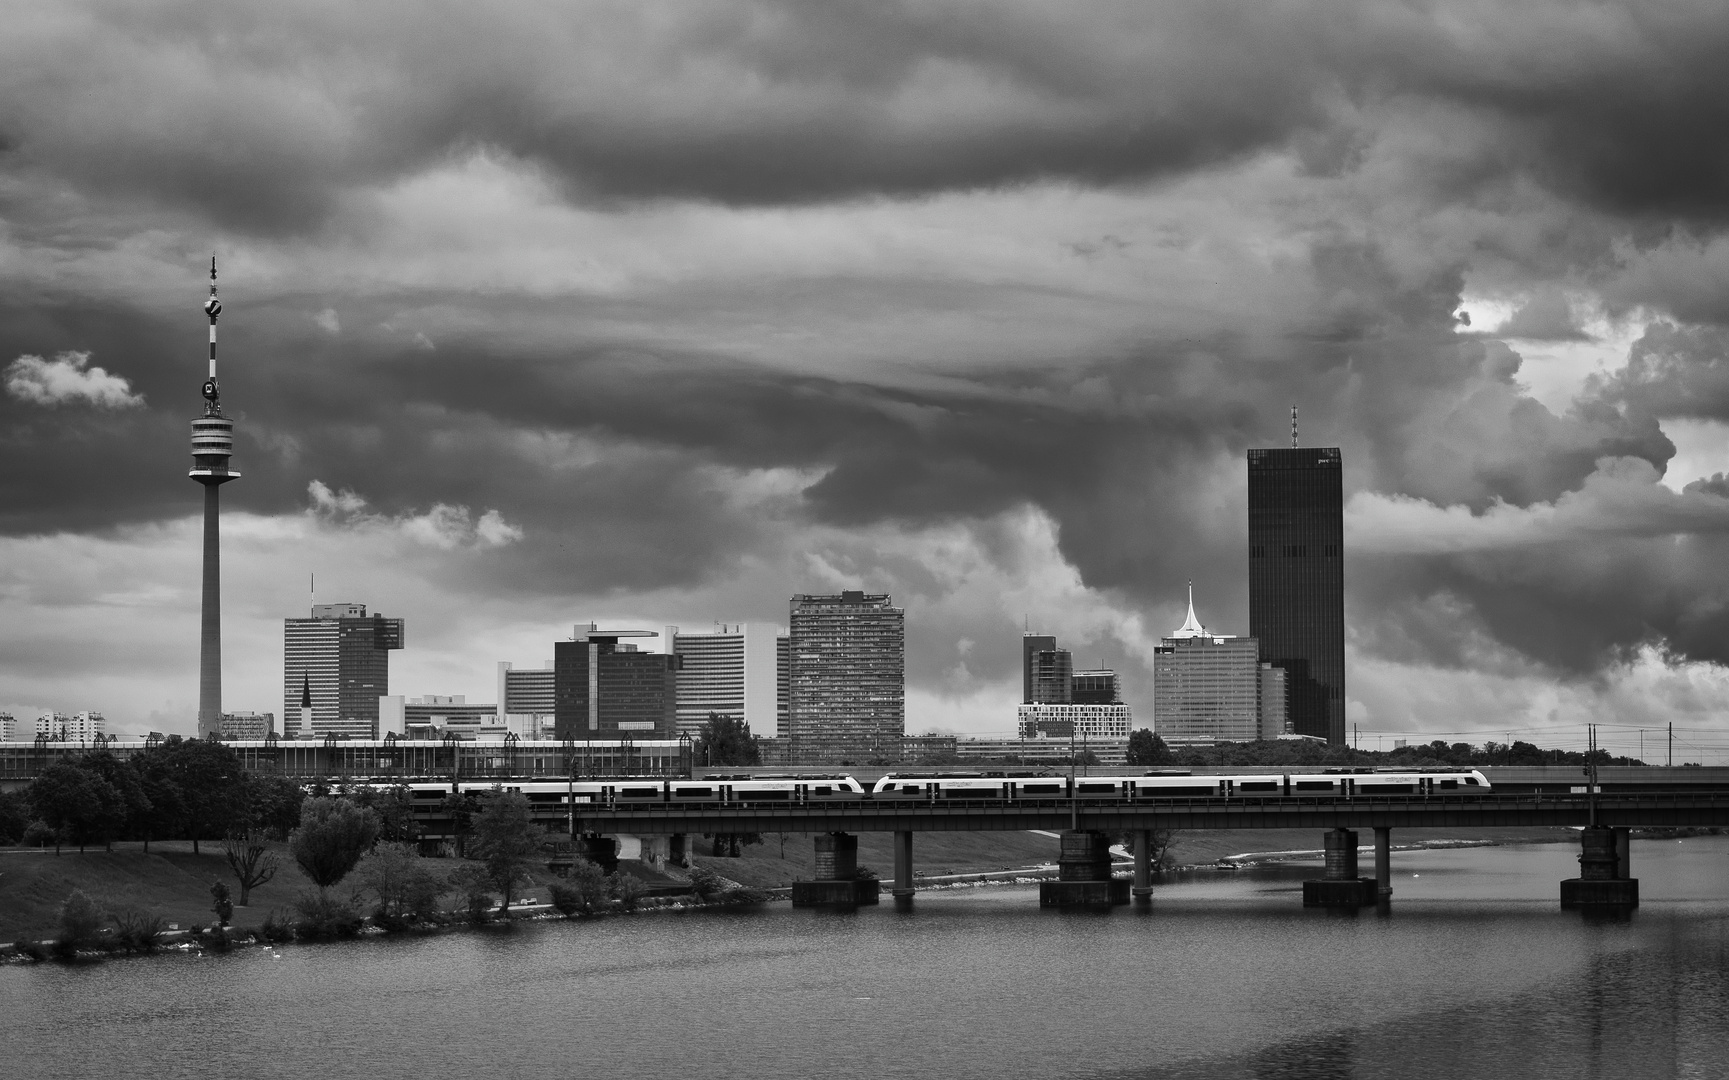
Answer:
xmin=567 ymin=791 xmax=1729 ymax=911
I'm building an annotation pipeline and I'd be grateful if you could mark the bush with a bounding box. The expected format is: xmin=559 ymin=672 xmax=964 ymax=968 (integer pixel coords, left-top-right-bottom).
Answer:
xmin=688 ymin=865 xmax=728 ymax=903
xmin=853 ymin=864 xmax=879 ymax=881
xmin=447 ymin=863 xmax=494 ymax=924
xmin=260 ymin=908 xmax=295 ymax=944
xmin=58 ymin=888 xmax=103 ymax=952
xmin=14 ymin=939 xmax=49 ymax=962
xmin=548 ymin=859 xmax=609 ymax=915
xmin=21 ymin=820 xmax=55 ymax=848
xmin=109 ymin=905 xmax=166 ymax=953
xmin=201 ymin=925 xmax=233 ymax=953
xmin=608 ymin=871 xmax=648 ymax=911
xmin=292 ymin=891 xmax=365 ymax=939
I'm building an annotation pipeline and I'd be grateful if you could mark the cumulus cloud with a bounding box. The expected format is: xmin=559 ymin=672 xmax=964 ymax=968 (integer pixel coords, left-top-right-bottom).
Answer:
xmin=4 ymin=350 xmax=143 ymax=408
xmin=306 ymin=480 xmax=523 ymax=549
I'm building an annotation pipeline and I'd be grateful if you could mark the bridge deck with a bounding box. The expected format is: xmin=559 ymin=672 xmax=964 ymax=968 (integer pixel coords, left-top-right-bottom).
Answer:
xmin=568 ymin=793 xmax=1729 ymax=834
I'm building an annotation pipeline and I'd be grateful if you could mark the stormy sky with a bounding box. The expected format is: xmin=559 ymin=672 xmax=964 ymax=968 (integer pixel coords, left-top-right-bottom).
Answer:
xmin=6 ymin=1 xmax=1729 ymax=760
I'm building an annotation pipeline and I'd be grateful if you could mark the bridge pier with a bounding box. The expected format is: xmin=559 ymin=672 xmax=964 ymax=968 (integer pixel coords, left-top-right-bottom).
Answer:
xmin=1132 ymin=829 xmax=1154 ymax=905
xmin=581 ymin=834 xmax=619 ymax=874
xmin=1040 ymin=830 xmax=1130 ymax=909
xmin=1374 ymin=826 xmax=1392 ymax=903
xmin=1561 ymin=825 xmax=1638 ymax=909
xmin=1302 ymin=828 xmax=1378 ymax=908
xmin=892 ymin=830 xmax=915 ymax=910
xmin=792 ymin=832 xmax=880 ymax=908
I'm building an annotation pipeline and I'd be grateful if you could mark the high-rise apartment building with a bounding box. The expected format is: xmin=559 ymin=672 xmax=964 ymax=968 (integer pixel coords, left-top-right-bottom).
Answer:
xmin=35 ymin=711 xmax=105 ymax=742
xmin=1154 ymin=586 xmax=1279 ymax=744
xmin=669 ymin=623 xmax=779 ymax=738
xmin=283 ymin=603 xmax=405 ymax=739
xmin=776 ymin=632 xmax=790 ymax=732
xmin=0 ymin=713 xmax=14 ymax=740
xmin=1248 ymin=445 xmax=1345 ymax=744
xmin=786 ymin=591 xmax=905 ymax=763
xmin=553 ymin=625 xmax=680 ymax=739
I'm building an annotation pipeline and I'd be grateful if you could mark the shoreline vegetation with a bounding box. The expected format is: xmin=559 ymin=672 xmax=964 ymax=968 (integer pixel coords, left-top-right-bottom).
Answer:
xmin=13 ymin=824 xmax=1706 ymax=965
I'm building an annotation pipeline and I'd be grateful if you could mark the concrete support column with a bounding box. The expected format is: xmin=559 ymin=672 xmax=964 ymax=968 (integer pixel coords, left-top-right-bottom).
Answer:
xmin=1304 ymin=828 xmax=1377 ymax=908
xmin=669 ymin=833 xmax=687 ymax=868
xmin=1040 ymin=830 xmax=1129 ymax=908
xmin=1373 ymin=826 xmax=1392 ymax=900
xmin=813 ymin=832 xmax=858 ymax=881
xmin=793 ymin=832 xmax=877 ymax=908
xmin=1132 ymin=830 xmax=1153 ymax=904
xmin=1323 ymin=828 xmax=1360 ymax=880
xmin=1561 ymin=825 xmax=1638 ymax=909
xmin=893 ymin=830 xmax=915 ymax=910
xmin=1613 ymin=827 xmax=1631 ymax=879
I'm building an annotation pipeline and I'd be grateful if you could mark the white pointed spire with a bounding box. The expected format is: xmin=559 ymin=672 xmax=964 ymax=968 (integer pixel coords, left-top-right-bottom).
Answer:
xmin=1172 ymin=580 xmax=1208 ymax=639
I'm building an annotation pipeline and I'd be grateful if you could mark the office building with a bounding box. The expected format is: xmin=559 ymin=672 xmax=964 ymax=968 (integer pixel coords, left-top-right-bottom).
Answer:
xmin=0 ymin=713 xmax=13 ymax=740
xmin=36 ymin=711 xmax=104 ymax=742
xmin=786 ymin=591 xmax=905 ymax=763
xmin=1153 ymin=586 xmax=1277 ymax=744
xmin=190 ymin=258 xmax=239 ymax=739
xmin=1018 ymin=630 xmax=1130 ymax=739
xmin=669 ymin=623 xmax=779 ymax=738
xmin=553 ymin=625 xmax=680 ymax=739
xmin=283 ymin=603 xmax=405 ymax=739
xmin=1021 ymin=634 xmax=1058 ymax=702
xmin=219 ymin=711 xmax=274 ymax=740
xmin=1259 ymin=664 xmax=1288 ymax=740
xmin=1248 ymin=443 xmax=1345 ymax=744
xmin=497 ymin=662 xmax=556 ymax=738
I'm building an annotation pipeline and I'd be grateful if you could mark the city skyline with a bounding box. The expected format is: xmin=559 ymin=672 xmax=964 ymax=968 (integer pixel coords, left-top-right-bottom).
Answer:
xmin=7 ymin=6 xmax=1729 ymax=764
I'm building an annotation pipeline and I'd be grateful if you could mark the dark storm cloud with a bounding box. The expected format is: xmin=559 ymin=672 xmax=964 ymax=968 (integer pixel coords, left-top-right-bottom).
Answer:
xmin=8 ymin=1 xmax=1729 ymax=235
xmin=1586 ymin=322 xmax=1729 ymax=422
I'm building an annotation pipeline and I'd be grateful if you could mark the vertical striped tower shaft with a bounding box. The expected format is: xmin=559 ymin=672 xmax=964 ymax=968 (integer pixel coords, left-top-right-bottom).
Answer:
xmin=198 ymin=483 xmax=222 ymax=734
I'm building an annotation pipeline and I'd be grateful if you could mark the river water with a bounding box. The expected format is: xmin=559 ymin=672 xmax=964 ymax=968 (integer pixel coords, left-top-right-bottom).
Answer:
xmin=6 ymin=837 xmax=1728 ymax=1079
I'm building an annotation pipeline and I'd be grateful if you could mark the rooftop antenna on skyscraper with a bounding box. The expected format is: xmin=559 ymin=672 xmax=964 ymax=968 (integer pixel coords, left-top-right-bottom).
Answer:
xmin=1291 ymin=405 xmax=1298 ymax=448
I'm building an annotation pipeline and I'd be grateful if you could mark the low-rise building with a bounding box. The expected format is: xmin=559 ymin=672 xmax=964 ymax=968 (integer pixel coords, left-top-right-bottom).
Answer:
xmin=219 ymin=711 xmax=275 ymax=740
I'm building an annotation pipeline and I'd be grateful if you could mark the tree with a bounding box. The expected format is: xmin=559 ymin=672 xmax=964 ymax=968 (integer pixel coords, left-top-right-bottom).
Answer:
xmin=467 ymin=791 xmax=545 ymax=914
xmin=358 ymin=841 xmax=447 ymax=920
xmin=694 ymin=713 xmax=760 ymax=767
xmin=74 ymin=751 xmax=151 ymax=849
xmin=244 ymin=775 xmax=306 ymax=839
xmin=352 ymin=783 xmax=419 ymax=843
xmin=1126 ymin=729 xmax=1172 ymax=766
xmin=0 ymin=788 xmax=34 ymax=845
xmin=442 ymin=790 xmax=481 ymax=858
xmin=29 ymin=762 xmax=118 ymax=853
xmin=210 ymin=881 xmax=234 ymax=927
xmin=289 ymin=797 xmax=381 ymax=890
xmin=224 ymin=831 xmax=280 ymax=906
xmin=140 ymin=737 xmax=248 ymax=853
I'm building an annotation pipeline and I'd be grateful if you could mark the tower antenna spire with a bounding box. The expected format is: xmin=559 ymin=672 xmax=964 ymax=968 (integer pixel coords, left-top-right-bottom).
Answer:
xmin=1291 ymin=405 xmax=1298 ymax=448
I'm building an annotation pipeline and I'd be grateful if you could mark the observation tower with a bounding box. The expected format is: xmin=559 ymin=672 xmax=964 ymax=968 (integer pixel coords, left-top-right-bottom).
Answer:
xmin=190 ymin=257 xmax=239 ymax=738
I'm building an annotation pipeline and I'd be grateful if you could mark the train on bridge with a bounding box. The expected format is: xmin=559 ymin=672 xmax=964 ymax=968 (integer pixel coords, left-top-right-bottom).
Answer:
xmin=405 ymin=767 xmax=1496 ymax=809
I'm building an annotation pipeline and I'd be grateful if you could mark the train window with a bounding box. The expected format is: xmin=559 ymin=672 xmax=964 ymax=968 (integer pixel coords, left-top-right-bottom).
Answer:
xmin=814 ymin=786 xmax=832 ymax=794
xmin=1294 ymin=781 xmax=1333 ymax=791
xmin=740 ymin=790 xmax=790 ymax=800
xmin=1022 ymin=784 xmax=1062 ymax=795
xmin=1078 ymin=783 xmax=1116 ymax=794
xmin=676 ymin=787 xmax=713 ymax=798
xmin=622 ymin=787 xmax=660 ymax=798
xmin=1239 ymin=782 xmax=1278 ymax=792
xmin=1439 ymin=779 xmax=1458 ymax=789
xmin=902 ymin=785 xmax=922 ymax=793
xmin=1463 ymin=778 xmax=1480 ymax=786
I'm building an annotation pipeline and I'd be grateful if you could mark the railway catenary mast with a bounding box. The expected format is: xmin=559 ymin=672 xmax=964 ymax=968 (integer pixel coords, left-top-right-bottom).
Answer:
xmin=190 ymin=256 xmax=239 ymax=738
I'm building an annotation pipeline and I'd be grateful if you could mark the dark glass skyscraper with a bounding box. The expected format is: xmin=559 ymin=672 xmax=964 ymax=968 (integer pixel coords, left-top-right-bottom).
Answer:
xmin=1248 ymin=447 xmax=1345 ymax=745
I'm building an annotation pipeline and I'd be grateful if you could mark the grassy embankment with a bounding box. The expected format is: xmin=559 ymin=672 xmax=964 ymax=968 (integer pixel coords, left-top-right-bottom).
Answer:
xmin=0 ymin=825 xmax=1577 ymax=941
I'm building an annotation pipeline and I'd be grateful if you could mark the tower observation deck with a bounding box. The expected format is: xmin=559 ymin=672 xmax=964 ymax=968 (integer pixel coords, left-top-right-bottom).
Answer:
xmin=191 ymin=257 xmax=238 ymax=738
